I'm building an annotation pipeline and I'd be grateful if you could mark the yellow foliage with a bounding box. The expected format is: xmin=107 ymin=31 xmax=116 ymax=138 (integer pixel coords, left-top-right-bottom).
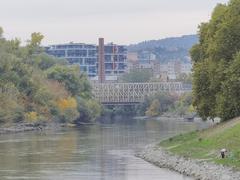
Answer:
xmin=145 ymin=99 xmax=160 ymax=117
xmin=25 ymin=111 xmax=38 ymax=122
xmin=57 ymin=97 xmax=77 ymax=111
xmin=188 ymin=105 xmax=195 ymax=113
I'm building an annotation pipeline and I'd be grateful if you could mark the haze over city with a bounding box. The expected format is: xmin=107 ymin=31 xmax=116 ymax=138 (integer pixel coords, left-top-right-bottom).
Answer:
xmin=0 ymin=0 xmax=228 ymax=45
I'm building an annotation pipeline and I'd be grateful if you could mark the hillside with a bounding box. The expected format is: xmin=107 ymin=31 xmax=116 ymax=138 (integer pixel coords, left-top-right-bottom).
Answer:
xmin=160 ymin=117 xmax=240 ymax=169
xmin=128 ymin=35 xmax=198 ymax=63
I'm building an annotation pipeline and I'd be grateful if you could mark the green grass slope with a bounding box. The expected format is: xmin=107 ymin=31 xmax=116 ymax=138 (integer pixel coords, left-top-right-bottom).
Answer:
xmin=160 ymin=117 xmax=240 ymax=169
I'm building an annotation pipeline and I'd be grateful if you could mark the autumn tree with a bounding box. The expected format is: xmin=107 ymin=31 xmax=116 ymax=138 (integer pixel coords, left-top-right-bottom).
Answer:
xmin=0 ymin=27 xmax=101 ymax=124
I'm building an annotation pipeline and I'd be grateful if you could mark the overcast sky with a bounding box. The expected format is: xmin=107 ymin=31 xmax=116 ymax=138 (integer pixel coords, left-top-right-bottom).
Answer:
xmin=0 ymin=0 xmax=229 ymax=45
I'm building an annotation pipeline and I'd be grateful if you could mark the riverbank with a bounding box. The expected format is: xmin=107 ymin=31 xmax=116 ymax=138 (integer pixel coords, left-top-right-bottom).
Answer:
xmin=137 ymin=144 xmax=240 ymax=180
xmin=0 ymin=122 xmax=67 ymax=134
xmin=137 ymin=117 xmax=240 ymax=180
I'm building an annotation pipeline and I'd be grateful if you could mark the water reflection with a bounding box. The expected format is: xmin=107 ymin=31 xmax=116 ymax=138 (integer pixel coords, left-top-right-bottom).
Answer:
xmin=0 ymin=118 xmax=208 ymax=180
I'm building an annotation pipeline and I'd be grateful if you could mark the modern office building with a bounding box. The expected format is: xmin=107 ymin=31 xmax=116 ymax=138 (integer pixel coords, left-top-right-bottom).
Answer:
xmin=46 ymin=43 xmax=98 ymax=77
xmin=45 ymin=40 xmax=127 ymax=81
xmin=103 ymin=43 xmax=127 ymax=76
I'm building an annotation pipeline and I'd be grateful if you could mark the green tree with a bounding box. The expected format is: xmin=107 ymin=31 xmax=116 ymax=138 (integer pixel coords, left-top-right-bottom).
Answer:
xmin=76 ymin=97 xmax=102 ymax=123
xmin=216 ymin=53 xmax=240 ymax=120
xmin=137 ymin=92 xmax=175 ymax=117
xmin=191 ymin=0 xmax=240 ymax=121
xmin=27 ymin=32 xmax=44 ymax=55
xmin=0 ymin=27 xmax=3 ymax=38
xmin=46 ymin=64 xmax=91 ymax=97
xmin=120 ymin=69 xmax=152 ymax=83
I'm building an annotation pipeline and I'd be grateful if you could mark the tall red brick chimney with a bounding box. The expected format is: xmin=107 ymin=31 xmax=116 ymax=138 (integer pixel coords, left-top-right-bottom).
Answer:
xmin=98 ymin=38 xmax=105 ymax=83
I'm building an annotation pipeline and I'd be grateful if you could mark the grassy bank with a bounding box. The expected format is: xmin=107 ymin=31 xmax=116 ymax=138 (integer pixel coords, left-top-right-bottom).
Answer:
xmin=160 ymin=117 xmax=240 ymax=169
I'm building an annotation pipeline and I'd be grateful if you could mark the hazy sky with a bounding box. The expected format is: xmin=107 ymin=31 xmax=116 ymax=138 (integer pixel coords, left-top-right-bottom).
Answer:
xmin=0 ymin=0 xmax=229 ymax=45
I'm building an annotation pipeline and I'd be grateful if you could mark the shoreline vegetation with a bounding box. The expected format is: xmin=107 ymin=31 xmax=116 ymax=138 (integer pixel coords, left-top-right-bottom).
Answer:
xmin=137 ymin=117 xmax=240 ymax=180
xmin=103 ymin=91 xmax=194 ymax=120
xmin=0 ymin=121 xmax=99 ymax=134
xmin=0 ymin=28 xmax=102 ymax=127
xmin=0 ymin=122 xmax=72 ymax=134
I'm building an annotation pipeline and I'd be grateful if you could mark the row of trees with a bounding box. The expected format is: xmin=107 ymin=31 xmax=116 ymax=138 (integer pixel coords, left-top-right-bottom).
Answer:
xmin=0 ymin=28 xmax=102 ymax=124
xmin=191 ymin=0 xmax=240 ymax=121
xmin=137 ymin=92 xmax=193 ymax=117
xmin=106 ymin=92 xmax=193 ymax=118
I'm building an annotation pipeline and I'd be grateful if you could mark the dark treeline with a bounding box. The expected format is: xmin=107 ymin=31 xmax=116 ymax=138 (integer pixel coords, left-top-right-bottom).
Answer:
xmin=0 ymin=28 xmax=102 ymax=125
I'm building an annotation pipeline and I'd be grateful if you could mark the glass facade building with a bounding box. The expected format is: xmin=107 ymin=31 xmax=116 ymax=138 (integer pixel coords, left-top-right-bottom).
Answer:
xmin=46 ymin=42 xmax=127 ymax=78
xmin=46 ymin=43 xmax=97 ymax=77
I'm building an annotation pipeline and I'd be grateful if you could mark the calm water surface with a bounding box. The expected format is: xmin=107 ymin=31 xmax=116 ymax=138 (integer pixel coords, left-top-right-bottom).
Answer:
xmin=0 ymin=118 xmax=209 ymax=180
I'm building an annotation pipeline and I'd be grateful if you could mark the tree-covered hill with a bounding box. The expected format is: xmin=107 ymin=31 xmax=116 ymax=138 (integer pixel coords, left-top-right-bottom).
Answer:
xmin=128 ymin=35 xmax=198 ymax=63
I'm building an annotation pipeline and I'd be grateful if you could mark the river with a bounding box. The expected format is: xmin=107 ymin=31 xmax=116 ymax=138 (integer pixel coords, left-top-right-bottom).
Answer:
xmin=0 ymin=118 xmax=209 ymax=180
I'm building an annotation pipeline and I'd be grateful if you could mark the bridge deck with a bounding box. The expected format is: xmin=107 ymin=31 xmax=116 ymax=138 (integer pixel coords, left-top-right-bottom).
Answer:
xmin=92 ymin=82 xmax=191 ymax=104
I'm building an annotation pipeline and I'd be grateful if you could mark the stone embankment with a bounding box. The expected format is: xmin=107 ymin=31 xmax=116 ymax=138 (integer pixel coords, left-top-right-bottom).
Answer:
xmin=136 ymin=144 xmax=240 ymax=180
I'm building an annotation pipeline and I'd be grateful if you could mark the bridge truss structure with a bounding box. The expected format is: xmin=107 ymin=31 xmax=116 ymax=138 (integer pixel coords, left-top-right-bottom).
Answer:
xmin=92 ymin=82 xmax=189 ymax=105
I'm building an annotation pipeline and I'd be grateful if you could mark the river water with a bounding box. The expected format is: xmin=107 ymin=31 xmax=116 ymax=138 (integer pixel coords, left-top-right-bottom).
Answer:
xmin=0 ymin=118 xmax=209 ymax=180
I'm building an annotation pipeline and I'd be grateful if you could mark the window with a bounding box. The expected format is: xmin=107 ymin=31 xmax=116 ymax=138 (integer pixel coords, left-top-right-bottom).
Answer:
xmin=67 ymin=58 xmax=83 ymax=64
xmin=67 ymin=50 xmax=87 ymax=57
xmin=118 ymin=55 xmax=126 ymax=62
xmin=88 ymin=50 xmax=97 ymax=57
xmin=56 ymin=45 xmax=67 ymax=49
xmin=67 ymin=44 xmax=82 ymax=49
xmin=113 ymin=55 xmax=118 ymax=62
xmin=104 ymin=46 xmax=113 ymax=54
xmin=118 ymin=46 xmax=126 ymax=53
xmin=89 ymin=66 xmax=96 ymax=73
xmin=85 ymin=58 xmax=96 ymax=65
xmin=118 ymin=63 xmax=125 ymax=70
xmin=105 ymin=55 xmax=112 ymax=62
xmin=80 ymin=66 xmax=87 ymax=72
xmin=51 ymin=50 xmax=65 ymax=57
xmin=105 ymin=63 xmax=113 ymax=70
xmin=84 ymin=45 xmax=96 ymax=49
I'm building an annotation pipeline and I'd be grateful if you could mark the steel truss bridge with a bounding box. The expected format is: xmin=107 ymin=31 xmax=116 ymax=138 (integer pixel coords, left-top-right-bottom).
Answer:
xmin=92 ymin=82 xmax=191 ymax=105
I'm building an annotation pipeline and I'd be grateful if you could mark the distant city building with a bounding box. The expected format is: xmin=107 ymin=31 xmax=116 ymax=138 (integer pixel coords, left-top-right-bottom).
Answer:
xmin=126 ymin=49 xmax=193 ymax=81
xmin=158 ymin=61 xmax=192 ymax=80
xmin=181 ymin=63 xmax=192 ymax=74
xmin=138 ymin=51 xmax=156 ymax=64
xmin=103 ymin=43 xmax=127 ymax=77
xmin=46 ymin=41 xmax=127 ymax=81
xmin=126 ymin=51 xmax=157 ymax=74
xmin=126 ymin=52 xmax=138 ymax=72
